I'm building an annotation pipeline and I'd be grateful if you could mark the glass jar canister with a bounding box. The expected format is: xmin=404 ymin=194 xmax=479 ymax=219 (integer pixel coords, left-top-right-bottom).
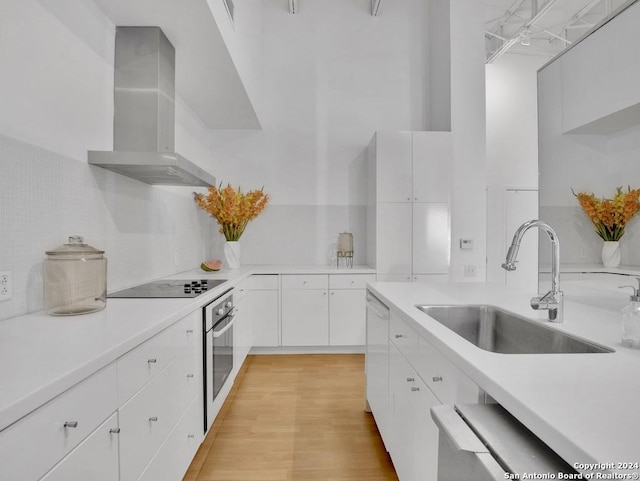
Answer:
xmin=44 ymin=236 xmax=107 ymax=316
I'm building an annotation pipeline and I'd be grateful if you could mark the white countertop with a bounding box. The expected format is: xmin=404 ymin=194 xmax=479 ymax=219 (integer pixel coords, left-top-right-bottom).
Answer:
xmin=0 ymin=264 xmax=374 ymax=432
xmin=367 ymin=281 xmax=640 ymax=475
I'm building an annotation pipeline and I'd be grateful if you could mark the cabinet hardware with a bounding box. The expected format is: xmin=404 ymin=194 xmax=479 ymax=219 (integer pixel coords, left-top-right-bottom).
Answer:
xmin=187 ymin=373 xmax=194 ymax=378
xmin=406 ymin=377 xmax=415 ymax=382
xmin=187 ymin=434 xmax=195 ymax=438
xmin=63 ymin=421 xmax=78 ymax=428
xmin=395 ymin=334 xmax=403 ymax=339
xmin=411 ymin=387 xmax=420 ymax=392
xmin=149 ymin=416 xmax=158 ymax=422
xmin=109 ymin=428 xmax=121 ymax=434
xmin=432 ymin=376 xmax=443 ymax=382
xmin=147 ymin=358 xmax=157 ymax=364
xmin=186 ymin=329 xmax=194 ymax=334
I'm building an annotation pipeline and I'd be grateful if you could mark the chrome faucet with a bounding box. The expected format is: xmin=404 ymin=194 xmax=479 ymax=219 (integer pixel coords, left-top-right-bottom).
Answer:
xmin=502 ymin=220 xmax=563 ymax=323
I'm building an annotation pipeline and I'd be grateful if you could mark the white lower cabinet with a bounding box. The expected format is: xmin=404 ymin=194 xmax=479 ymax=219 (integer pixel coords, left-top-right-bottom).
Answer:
xmin=234 ymin=280 xmax=252 ymax=370
xmin=282 ymin=289 xmax=329 ymax=346
xmin=0 ymin=363 xmax=118 ymax=481
xmin=367 ymin=300 xmax=480 ymax=481
xmin=388 ymin=343 xmax=439 ymax=481
xmin=251 ymin=275 xmax=279 ymax=347
xmin=137 ymin=396 xmax=203 ymax=481
xmin=39 ymin=413 xmax=120 ymax=481
xmin=329 ymin=289 xmax=365 ymax=345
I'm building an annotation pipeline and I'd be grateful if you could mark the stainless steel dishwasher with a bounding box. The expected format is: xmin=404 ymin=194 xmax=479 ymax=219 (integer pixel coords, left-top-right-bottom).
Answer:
xmin=431 ymin=403 xmax=579 ymax=480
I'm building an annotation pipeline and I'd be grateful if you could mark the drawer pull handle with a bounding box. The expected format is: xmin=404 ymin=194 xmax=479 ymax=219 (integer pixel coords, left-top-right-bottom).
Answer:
xmin=187 ymin=373 xmax=195 ymax=378
xmin=394 ymin=334 xmax=403 ymax=339
xmin=64 ymin=421 xmax=78 ymax=428
xmin=411 ymin=387 xmax=420 ymax=392
xmin=109 ymin=428 xmax=121 ymax=434
xmin=406 ymin=377 xmax=415 ymax=382
xmin=187 ymin=434 xmax=195 ymax=438
xmin=149 ymin=417 xmax=158 ymax=422
xmin=186 ymin=329 xmax=194 ymax=334
xmin=432 ymin=376 xmax=443 ymax=382
xmin=148 ymin=358 xmax=157 ymax=364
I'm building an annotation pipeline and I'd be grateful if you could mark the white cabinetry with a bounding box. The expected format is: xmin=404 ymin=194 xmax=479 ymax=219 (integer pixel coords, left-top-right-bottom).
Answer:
xmin=281 ymin=275 xmax=329 ymax=346
xmin=366 ymin=298 xmax=479 ymax=481
xmin=280 ymin=274 xmax=375 ymax=347
xmin=251 ymin=274 xmax=279 ymax=347
xmin=0 ymin=363 xmax=118 ymax=481
xmin=118 ymin=311 xmax=202 ymax=481
xmin=367 ymin=131 xmax=451 ymax=282
xmin=40 ymin=413 xmax=120 ymax=481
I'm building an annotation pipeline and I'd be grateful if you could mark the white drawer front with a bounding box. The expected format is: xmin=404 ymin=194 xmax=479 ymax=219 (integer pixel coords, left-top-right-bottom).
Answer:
xmin=389 ymin=313 xmax=419 ymax=368
xmin=329 ymin=274 xmax=376 ymax=290
xmin=0 ymin=363 xmax=118 ymax=481
xmin=249 ymin=274 xmax=278 ymax=290
xmin=281 ymin=274 xmax=328 ymax=290
xmin=118 ymin=343 xmax=199 ymax=481
xmin=417 ymin=337 xmax=456 ymax=404
xmin=137 ymin=397 xmax=203 ymax=481
xmin=39 ymin=412 xmax=119 ymax=481
xmin=117 ymin=311 xmax=199 ymax=404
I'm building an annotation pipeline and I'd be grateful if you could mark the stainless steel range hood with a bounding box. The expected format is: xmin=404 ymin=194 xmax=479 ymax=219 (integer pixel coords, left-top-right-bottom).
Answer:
xmin=89 ymin=27 xmax=215 ymax=187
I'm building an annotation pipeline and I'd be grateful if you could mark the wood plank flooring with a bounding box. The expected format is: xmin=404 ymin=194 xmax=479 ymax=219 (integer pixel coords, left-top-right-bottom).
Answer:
xmin=184 ymin=354 xmax=398 ymax=481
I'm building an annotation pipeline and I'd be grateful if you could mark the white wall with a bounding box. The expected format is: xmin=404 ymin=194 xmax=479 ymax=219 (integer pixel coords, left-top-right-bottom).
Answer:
xmin=448 ymin=0 xmax=487 ymax=282
xmin=485 ymin=53 xmax=550 ymax=289
xmin=0 ymin=1 xmax=213 ymax=321
xmin=206 ymin=0 xmax=430 ymax=265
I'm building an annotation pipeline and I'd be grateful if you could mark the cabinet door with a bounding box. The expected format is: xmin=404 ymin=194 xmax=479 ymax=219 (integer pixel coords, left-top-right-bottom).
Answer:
xmin=281 ymin=290 xmax=329 ymax=346
xmin=376 ymin=131 xmax=413 ymax=202
xmin=412 ymin=202 xmax=449 ymax=275
xmin=329 ymin=289 xmax=366 ymax=346
xmin=412 ymin=131 xmax=451 ymax=203
xmin=365 ymin=294 xmax=390 ymax=443
xmin=376 ymin=203 xmax=412 ymax=275
xmin=411 ymin=376 xmax=440 ymax=481
xmin=251 ymin=289 xmax=279 ymax=347
xmin=40 ymin=413 xmax=119 ymax=481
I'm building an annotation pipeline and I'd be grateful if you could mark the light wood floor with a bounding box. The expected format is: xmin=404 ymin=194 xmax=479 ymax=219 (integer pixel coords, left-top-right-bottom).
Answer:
xmin=184 ymin=354 xmax=398 ymax=481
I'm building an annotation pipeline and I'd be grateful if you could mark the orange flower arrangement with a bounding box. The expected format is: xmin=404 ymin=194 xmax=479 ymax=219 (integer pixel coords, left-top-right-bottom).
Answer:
xmin=573 ymin=186 xmax=640 ymax=241
xmin=195 ymin=183 xmax=269 ymax=241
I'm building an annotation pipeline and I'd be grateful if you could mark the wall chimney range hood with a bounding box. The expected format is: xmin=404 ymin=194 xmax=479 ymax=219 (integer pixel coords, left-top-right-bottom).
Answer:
xmin=89 ymin=27 xmax=215 ymax=187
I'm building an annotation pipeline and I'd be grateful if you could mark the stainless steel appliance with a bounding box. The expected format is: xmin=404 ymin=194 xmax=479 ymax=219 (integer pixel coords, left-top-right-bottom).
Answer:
xmin=431 ymin=403 xmax=578 ymax=480
xmin=108 ymin=279 xmax=226 ymax=298
xmin=203 ymin=290 xmax=235 ymax=432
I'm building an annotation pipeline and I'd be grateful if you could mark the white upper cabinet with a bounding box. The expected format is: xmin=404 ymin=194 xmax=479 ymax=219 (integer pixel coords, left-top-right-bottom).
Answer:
xmin=412 ymin=203 xmax=450 ymax=275
xmin=375 ymin=203 xmax=413 ymax=275
xmin=375 ymin=131 xmax=413 ymax=202
xmin=412 ymin=131 xmax=451 ymax=203
xmin=560 ymin=1 xmax=640 ymax=134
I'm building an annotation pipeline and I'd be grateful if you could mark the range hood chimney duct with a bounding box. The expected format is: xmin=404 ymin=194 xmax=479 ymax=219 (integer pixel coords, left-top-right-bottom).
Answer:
xmin=89 ymin=27 xmax=215 ymax=186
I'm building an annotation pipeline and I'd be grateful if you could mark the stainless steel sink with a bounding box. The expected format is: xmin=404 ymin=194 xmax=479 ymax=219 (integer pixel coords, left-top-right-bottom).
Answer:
xmin=416 ymin=305 xmax=613 ymax=354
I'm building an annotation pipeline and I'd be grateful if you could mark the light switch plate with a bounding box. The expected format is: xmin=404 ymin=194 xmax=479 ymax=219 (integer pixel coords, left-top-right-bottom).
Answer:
xmin=0 ymin=271 xmax=12 ymax=301
xmin=460 ymin=239 xmax=473 ymax=250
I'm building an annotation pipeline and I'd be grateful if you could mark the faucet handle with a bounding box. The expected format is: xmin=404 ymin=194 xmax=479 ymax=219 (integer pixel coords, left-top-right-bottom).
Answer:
xmin=619 ymin=278 xmax=640 ymax=300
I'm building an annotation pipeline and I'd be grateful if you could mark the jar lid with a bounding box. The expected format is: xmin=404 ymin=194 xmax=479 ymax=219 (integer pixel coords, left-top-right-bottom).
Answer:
xmin=46 ymin=236 xmax=105 ymax=256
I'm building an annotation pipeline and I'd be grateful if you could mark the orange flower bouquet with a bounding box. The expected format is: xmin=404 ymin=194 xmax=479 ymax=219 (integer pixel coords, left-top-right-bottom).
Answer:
xmin=573 ymin=186 xmax=640 ymax=241
xmin=195 ymin=183 xmax=269 ymax=241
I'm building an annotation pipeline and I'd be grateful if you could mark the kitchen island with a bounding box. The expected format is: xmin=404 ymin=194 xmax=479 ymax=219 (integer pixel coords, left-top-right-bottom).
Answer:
xmin=367 ymin=280 xmax=640 ymax=478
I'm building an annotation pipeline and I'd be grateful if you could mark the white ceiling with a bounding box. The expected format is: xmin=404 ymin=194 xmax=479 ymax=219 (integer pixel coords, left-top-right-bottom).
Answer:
xmin=484 ymin=0 xmax=630 ymax=62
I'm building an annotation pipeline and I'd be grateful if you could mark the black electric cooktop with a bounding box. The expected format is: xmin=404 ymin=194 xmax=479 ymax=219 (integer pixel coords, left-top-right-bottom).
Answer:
xmin=108 ymin=279 xmax=227 ymax=298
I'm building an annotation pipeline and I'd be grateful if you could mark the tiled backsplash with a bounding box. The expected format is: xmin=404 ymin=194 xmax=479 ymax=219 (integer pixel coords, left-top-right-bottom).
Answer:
xmin=0 ymin=134 xmax=210 ymax=321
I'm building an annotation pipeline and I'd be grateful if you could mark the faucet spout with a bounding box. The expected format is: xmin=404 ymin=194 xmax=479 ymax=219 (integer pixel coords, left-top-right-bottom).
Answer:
xmin=502 ymin=220 xmax=563 ymax=323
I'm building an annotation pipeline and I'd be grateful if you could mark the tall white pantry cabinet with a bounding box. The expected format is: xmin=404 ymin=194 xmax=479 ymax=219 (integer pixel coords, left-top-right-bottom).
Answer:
xmin=366 ymin=131 xmax=451 ymax=282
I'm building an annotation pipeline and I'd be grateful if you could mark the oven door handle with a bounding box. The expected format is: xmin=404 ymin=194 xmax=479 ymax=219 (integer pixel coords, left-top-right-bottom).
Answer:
xmin=212 ymin=316 xmax=235 ymax=338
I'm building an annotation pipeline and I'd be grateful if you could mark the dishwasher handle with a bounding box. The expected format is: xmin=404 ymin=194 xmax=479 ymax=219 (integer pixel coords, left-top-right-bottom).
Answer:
xmin=431 ymin=405 xmax=488 ymax=454
xmin=431 ymin=405 xmax=506 ymax=481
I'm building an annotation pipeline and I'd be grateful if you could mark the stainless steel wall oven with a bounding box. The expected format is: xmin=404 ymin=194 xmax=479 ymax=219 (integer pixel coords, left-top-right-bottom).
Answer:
xmin=202 ymin=289 xmax=235 ymax=433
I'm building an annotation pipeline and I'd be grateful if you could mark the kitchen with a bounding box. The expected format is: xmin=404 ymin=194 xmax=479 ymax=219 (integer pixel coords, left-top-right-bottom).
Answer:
xmin=1 ymin=0 xmax=640 ymax=480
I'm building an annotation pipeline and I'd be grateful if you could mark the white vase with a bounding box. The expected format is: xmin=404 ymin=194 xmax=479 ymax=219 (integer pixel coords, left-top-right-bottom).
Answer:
xmin=224 ymin=241 xmax=241 ymax=269
xmin=602 ymin=241 xmax=621 ymax=268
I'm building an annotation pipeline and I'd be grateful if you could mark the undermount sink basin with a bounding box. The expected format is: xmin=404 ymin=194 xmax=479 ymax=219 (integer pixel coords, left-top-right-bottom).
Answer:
xmin=416 ymin=305 xmax=613 ymax=354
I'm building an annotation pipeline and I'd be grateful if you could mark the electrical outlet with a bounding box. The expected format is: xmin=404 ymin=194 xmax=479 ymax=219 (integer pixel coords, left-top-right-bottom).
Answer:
xmin=464 ymin=265 xmax=476 ymax=277
xmin=0 ymin=271 xmax=12 ymax=301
